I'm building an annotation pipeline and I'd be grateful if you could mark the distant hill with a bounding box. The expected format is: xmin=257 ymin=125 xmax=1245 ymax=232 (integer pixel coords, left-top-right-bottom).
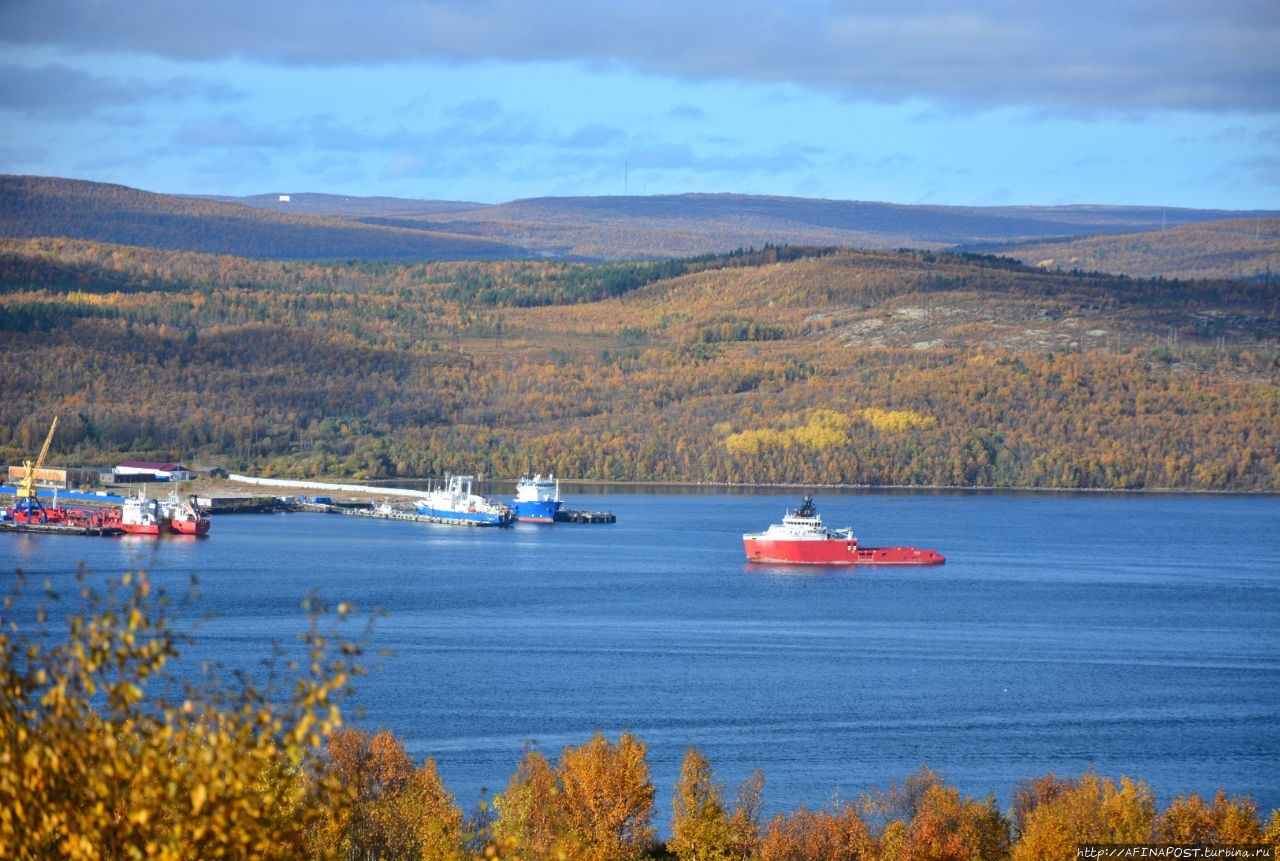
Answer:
xmin=4 ymin=175 xmax=1277 ymax=266
xmin=413 ymin=194 xmax=1255 ymax=255
xmin=238 ymin=193 xmax=1269 ymax=259
xmin=0 ymin=176 xmax=526 ymax=261
xmin=239 ymin=192 xmax=1274 ymax=261
xmin=969 ymin=217 xmax=1280 ymax=281
xmin=201 ymin=192 xmax=486 ymax=218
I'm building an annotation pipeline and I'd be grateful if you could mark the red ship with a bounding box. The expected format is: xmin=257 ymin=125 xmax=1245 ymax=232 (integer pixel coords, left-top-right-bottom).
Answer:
xmin=163 ymin=491 xmax=210 ymax=536
xmin=743 ymin=496 xmax=945 ymax=566
xmin=118 ymin=489 xmax=168 ymax=536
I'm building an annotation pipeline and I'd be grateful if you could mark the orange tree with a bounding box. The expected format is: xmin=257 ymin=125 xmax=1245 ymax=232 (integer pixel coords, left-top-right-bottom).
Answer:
xmin=491 ymin=731 xmax=658 ymax=861
xmin=309 ymin=726 xmax=465 ymax=860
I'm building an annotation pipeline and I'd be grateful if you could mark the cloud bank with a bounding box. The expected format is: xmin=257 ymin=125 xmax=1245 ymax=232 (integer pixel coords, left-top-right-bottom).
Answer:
xmin=3 ymin=0 xmax=1277 ymax=114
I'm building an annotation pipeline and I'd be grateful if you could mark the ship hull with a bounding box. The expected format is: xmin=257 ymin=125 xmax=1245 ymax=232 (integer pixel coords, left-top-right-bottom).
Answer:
xmin=511 ymin=499 xmax=562 ymax=523
xmin=413 ymin=503 xmax=512 ymax=527
xmin=169 ymin=517 xmax=211 ymax=536
xmin=744 ymin=536 xmax=858 ymax=565
xmin=743 ymin=537 xmax=944 ymax=566
xmin=121 ymin=522 xmax=163 ymax=536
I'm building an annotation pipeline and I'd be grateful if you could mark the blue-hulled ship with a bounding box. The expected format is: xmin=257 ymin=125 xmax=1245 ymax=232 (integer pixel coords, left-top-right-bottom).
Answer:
xmin=414 ymin=475 xmax=514 ymax=526
xmin=510 ymin=473 xmax=563 ymax=523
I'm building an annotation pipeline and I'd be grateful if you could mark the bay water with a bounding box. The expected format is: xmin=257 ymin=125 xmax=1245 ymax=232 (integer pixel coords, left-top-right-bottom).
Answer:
xmin=4 ymin=489 xmax=1278 ymax=826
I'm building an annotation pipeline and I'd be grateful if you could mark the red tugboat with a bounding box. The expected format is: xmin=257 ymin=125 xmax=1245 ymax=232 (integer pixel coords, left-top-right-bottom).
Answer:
xmin=743 ymin=496 xmax=945 ymax=566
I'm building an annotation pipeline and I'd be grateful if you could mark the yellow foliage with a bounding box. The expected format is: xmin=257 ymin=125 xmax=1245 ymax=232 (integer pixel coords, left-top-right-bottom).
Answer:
xmin=490 ymin=732 xmax=656 ymax=861
xmin=1012 ymin=772 xmax=1155 ymax=861
xmin=65 ymin=290 xmax=111 ymax=305
xmin=791 ymin=422 xmax=849 ymax=450
xmin=725 ymin=426 xmax=795 ymax=454
xmin=1154 ymin=790 xmax=1264 ymax=844
xmin=555 ymin=732 xmax=656 ymax=861
xmin=724 ymin=408 xmax=854 ymax=455
xmin=861 ymin=407 xmax=939 ymax=433
xmin=759 ymin=803 xmax=873 ymax=861
xmin=670 ymin=747 xmax=763 ymax=861
xmin=671 ymin=747 xmax=732 ymax=861
xmin=0 ymin=569 xmax=363 ymax=861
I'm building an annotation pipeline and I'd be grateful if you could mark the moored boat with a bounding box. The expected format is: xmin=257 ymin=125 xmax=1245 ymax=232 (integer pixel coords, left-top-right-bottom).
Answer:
xmin=163 ymin=491 xmax=210 ymax=536
xmin=4 ymin=498 xmax=123 ymax=535
xmin=743 ymin=496 xmax=944 ymax=566
xmin=414 ymin=475 xmax=514 ymax=526
xmin=9 ymin=496 xmax=70 ymax=525
xmin=120 ymin=488 xmax=169 ymax=536
xmin=510 ymin=473 xmax=563 ymax=523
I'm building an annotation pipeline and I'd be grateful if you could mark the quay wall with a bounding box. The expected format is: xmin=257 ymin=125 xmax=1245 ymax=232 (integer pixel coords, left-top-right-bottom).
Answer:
xmin=227 ymin=474 xmax=430 ymax=499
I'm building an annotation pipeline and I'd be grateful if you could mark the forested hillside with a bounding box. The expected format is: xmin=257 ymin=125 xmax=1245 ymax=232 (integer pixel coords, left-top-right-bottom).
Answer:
xmin=1 ymin=236 xmax=1276 ymax=491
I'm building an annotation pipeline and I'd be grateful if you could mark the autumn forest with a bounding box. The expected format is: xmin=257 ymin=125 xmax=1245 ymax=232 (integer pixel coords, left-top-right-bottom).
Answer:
xmin=1 ymin=236 xmax=1277 ymax=492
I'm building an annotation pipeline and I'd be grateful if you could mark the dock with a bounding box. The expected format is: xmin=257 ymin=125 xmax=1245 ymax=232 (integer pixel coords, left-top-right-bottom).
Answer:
xmin=0 ymin=519 xmax=122 ymax=536
xmin=220 ymin=474 xmax=617 ymax=525
xmin=196 ymin=495 xmax=286 ymax=514
xmin=341 ymin=503 xmax=616 ymax=526
xmin=342 ymin=504 xmax=507 ymax=527
xmin=555 ymin=509 xmax=616 ymax=524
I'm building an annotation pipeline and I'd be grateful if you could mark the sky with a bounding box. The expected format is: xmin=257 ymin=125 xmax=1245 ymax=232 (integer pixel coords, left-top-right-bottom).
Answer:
xmin=1 ymin=0 xmax=1278 ymax=210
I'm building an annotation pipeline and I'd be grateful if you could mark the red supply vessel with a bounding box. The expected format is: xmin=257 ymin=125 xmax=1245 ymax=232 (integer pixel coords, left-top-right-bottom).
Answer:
xmin=743 ymin=496 xmax=944 ymax=566
xmin=163 ymin=491 xmax=211 ymax=536
xmin=118 ymin=488 xmax=169 ymax=536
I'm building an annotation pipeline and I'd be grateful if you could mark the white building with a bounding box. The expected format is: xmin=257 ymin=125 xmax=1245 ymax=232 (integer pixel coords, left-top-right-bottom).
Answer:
xmin=114 ymin=461 xmax=191 ymax=482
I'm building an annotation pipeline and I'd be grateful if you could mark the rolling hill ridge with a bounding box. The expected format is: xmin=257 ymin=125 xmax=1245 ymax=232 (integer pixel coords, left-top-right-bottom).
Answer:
xmin=5 ymin=176 xmax=1276 ymax=272
xmin=0 ymin=175 xmax=526 ymax=261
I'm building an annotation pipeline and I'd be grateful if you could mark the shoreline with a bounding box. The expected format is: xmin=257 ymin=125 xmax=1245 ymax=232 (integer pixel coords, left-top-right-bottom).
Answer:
xmin=11 ymin=476 xmax=1272 ymax=511
xmin=172 ymin=475 xmax=1279 ymax=502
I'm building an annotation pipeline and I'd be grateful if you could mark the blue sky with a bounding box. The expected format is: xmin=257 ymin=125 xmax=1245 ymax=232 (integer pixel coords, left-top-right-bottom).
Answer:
xmin=1 ymin=0 xmax=1277 ymax=209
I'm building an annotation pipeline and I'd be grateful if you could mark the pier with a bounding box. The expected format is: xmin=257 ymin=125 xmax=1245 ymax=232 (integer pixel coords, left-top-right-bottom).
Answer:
xmin=555 ymin=509 xmax=616 ymax=524
xmin=0 ymin=519 xmax=121 ymax=536
xmin=227 ymin=473 xmax=617 ymax=525
xmin=342 ymin=504 xmax=507 ymax=528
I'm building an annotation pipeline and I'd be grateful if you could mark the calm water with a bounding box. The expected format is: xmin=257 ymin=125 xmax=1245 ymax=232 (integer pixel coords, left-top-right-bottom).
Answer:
xmin=4 ymin=490 xmax=1279 ymax=825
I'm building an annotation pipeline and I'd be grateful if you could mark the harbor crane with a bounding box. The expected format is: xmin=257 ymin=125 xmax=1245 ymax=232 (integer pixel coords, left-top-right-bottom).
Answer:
xmin=14 ymin=416 xmax=57 ymax=522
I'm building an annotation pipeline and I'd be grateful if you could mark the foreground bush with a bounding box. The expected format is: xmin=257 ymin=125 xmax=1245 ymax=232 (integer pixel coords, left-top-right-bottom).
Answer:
xmin=0 ymin=569 xmax=363 ymax=860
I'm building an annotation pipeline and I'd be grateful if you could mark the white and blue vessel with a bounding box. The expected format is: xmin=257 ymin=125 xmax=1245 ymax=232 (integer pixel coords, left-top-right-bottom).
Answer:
xmin=414 ymin=475 xmax=514 ymax=526
xmin=510 ymin=473 xmax=563 ymax=523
